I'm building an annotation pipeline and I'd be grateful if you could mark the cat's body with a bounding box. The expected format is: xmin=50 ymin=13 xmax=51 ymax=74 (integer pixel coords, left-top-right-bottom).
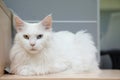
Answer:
xmin=10 ymin=15 xmax=99 ymax=76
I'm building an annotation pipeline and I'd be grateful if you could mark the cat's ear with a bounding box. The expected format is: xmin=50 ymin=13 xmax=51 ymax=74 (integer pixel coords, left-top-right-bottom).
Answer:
xmin=14 ymin=15 xmax=25 ymax=32
xmin=41 ymin=15 xmax=52 ymax=30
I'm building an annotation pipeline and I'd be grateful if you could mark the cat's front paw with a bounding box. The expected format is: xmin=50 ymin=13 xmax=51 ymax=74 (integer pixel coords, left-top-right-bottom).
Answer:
xmin=51 ymin=63 xmax=68 ymax=73
xmin=18 ymin=69 xmax=35 ymax=76
xmin=17 ymin=66 xmax=35 ymax=76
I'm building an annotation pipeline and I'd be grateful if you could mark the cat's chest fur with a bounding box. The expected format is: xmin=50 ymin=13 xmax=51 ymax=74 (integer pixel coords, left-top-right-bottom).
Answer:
xmin=10 ymin=33 xmax=69 ymax=75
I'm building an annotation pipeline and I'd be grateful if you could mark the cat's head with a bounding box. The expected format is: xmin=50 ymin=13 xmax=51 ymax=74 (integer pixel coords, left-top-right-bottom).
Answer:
xmin=14 ymin=15 xmax=52 ymax=54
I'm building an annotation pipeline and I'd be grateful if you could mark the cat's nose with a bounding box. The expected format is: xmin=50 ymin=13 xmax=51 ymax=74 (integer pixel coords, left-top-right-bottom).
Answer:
xmin=30 ymin=43 xmax=35 ymax=47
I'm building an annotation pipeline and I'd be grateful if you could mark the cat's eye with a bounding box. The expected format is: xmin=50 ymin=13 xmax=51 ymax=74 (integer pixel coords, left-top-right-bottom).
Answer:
xmin=37 ymin=34 xmax=43 ymax=39
xmin=23 ymin=35 xmax=29 ymax=39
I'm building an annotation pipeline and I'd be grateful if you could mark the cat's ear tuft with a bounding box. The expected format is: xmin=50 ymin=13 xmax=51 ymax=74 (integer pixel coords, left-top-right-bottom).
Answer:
xmin=14 ymin=15 xmax=24 ymax=32
xmin=41 ymin=15 xmax=52 ymax=29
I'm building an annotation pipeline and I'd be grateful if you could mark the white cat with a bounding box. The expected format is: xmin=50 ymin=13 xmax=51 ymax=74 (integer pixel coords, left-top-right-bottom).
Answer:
xmin=10 ymin=15 xmax=99 ymax=76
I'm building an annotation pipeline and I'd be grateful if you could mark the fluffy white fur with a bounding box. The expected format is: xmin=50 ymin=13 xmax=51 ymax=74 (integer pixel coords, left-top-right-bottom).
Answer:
xmin=10 ymin=15 xmax=99 ymax=76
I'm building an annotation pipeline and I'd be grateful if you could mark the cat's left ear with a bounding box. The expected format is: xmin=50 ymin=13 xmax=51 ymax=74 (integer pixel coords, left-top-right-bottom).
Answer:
xmin=41 ymin=15 xmax=52 ymax=30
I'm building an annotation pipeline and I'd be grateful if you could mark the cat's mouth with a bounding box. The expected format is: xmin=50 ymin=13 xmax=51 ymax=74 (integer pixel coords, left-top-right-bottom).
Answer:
xmin=30 ymin=48 xmax=37 ymax=51
xmin=29 ymin=48 xmax=39 ymax=54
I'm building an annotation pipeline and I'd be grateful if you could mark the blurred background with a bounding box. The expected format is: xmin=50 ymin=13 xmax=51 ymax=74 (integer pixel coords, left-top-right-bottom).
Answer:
xmin=100 ymin=0 xmax=120 ymax=69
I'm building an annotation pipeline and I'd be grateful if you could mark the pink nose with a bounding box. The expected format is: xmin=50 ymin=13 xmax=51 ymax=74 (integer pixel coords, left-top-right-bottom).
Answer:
xmin=30 ymin=43 xmax=35 ymax=47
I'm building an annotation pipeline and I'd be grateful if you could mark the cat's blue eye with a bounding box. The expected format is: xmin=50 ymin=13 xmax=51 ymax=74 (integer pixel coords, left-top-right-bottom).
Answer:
xmin=23 ymin=35 xmax=29 ymax=39
xmin=37 ymin=34 xmax=43 ymax=39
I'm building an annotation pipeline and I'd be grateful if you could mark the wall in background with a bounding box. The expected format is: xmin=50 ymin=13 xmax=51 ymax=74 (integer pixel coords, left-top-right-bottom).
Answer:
xmin=4 ymin=0 xmax=97 ymax=20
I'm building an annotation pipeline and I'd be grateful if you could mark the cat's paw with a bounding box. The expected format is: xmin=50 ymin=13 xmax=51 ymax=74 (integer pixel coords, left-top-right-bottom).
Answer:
xmin=51 ymin=63 xmax=68 ymax=73
xmin=18 ymin=69 xmax=35 ymax=76
xmin=17 ymin=66 xmax=35 ymax=76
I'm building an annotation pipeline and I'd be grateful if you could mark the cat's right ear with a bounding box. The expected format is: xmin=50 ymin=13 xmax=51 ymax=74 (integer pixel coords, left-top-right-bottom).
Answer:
xmin=41 ymin=15 xmax=52 ymax=30
xmin=13 ymin=15 xmax=25 ymax=32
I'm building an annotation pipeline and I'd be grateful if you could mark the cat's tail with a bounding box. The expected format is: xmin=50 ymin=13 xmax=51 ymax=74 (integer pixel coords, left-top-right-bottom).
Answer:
xmin=73 ymin=30 xmax=100 ymax=72
xmin=75 ymin=30 xmax=97 ymax=54
xmin=75 ymin=30 xmax=99 ymax=61
xmin=75 ymin=30 xmax=94 ymax=45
